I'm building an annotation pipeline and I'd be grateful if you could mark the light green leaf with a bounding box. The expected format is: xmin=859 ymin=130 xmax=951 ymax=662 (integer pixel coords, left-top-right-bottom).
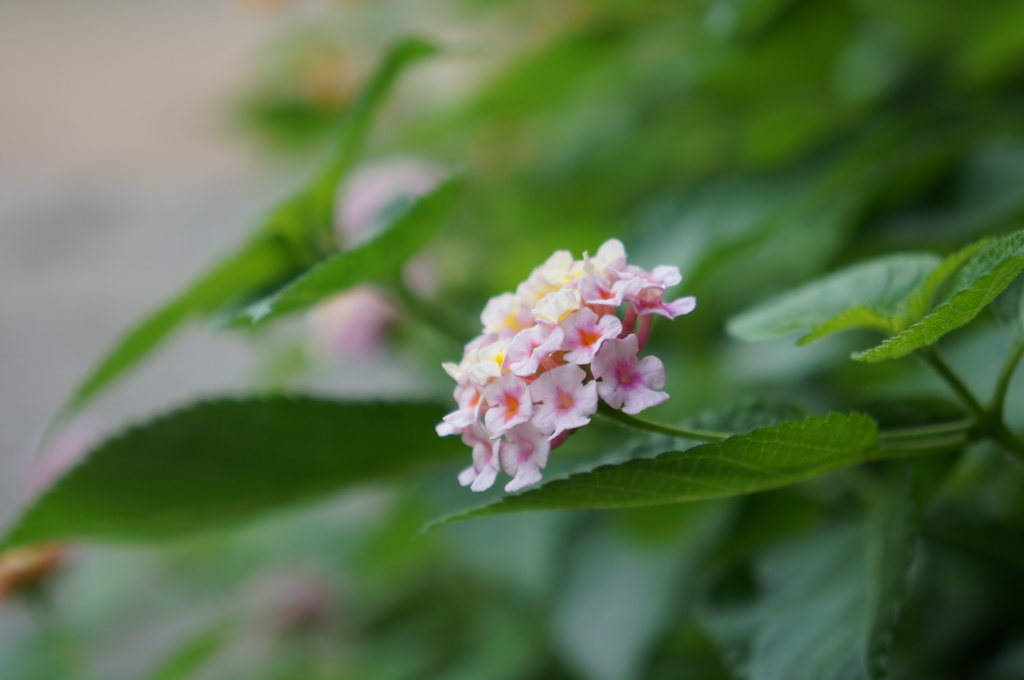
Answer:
xmin=244 ymin=178 xmax=460 ymax=324
xmin=2 ymin=398 xmax=454 ymax=549
xmin=430 ymin=413 xmax=884 ymax=526
xmin=902 ymin=239 xmax=989 ymax=323
xmin=698 ymin=472 xmax=915 ymax=680
xmin=53 ymin=38 xmax=438 ymax=421
xmin=269 ymin=37 xmax=440 ymax=250
xmin=856 ymin=230 xmax=1024 ymax=362
xmin=727 ymin=254 xmax=941 ymax=344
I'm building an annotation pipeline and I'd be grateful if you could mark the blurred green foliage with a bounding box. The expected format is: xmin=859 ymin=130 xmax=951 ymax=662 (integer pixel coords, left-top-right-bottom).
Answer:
xmin=6 ymin=0 xmax=1024 ymax=679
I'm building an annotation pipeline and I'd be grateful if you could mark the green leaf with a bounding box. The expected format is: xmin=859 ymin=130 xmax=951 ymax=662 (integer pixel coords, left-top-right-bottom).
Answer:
xmin=727 ymin=254 xmax=942 ymax=344
xmin=855 ymin=230 xmax=1024 ymax=362
xmin=269 ymin=37 xmax=440 ymax=250
xmin=430 ymin=413 xmax=883 ymax=526
xmin=59 ymin=238 xmax=296 ymax=420
xmin=143 ymin=623 xmax=233 ymax=680
xmin=680 ymin=400 xmax=809 ymax=434
xmin=697 ymin=472 xmax=916 ymax=680
xmin=244 ymin=177 xmax=460 ymax=324
xmin=992 ymin=276 xmax=1024 ymax=341
xmin=2 ymin=398 xmax=454 ymax=549
xmin=53 ymin=38 xmax=439 ymax=421
xmin=552 ymin=505 xmax=731 ymax=680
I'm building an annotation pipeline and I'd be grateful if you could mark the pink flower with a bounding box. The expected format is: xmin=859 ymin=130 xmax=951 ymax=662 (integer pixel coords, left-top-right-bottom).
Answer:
xmin=481 ymin=292 xmax=533 ymax=337
xmin=559 ymin=307 xmax=622 ymax=365
xmin=618 ymin=264 xmax=682 ymax=290
xmin=438 ymin=384 xmax=484 ymax=434
xmin=578 ymin=274 xmax=643 ymax=307
xmin=499 ymin=423 xmax=551 ymax=493
xmin=437 ymin=238 xmax=695 ymax=493
xmin=592 ymin=335 xmax=669 ymax=414
xmin=632 ymin=290 xmax=697 ymax=319
xmin=335 ymin=158 xmax=446 ymax=247
xmin=457 ymin=422 xmax=500 ymax=492
xmin=582 ymin=238 xmax=628 ymax=277
xmin=530 ymin=364 xmax=598 ymax=439
xmin=507 ymin=325 xmax=565 ymax=377
xmin=483 ymin=374 xmax=533 ymax=437
xmin=309 ymin=285 xmax=397 ymax=359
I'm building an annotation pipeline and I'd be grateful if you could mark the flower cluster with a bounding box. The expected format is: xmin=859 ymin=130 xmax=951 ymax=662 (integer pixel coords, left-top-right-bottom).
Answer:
xmin=437 ymin=239 xmax=696 ymax=493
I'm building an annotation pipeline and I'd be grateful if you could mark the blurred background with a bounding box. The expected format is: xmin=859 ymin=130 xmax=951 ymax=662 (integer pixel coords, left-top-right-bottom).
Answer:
xmin=3 ymin=0 xmax=1024 ymax=678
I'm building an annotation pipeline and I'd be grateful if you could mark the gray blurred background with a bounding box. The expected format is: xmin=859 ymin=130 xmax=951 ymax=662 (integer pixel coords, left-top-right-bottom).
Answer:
xmin=0 ymin=0 xmax=295 ymax=524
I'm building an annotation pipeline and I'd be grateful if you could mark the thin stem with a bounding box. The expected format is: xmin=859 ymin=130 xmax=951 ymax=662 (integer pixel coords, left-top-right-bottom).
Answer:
xmin=878 ymin=419 xmax=975 ymax=443
xmin=992 ymin=341 xmax=1024 ymax=419
xmin=919 ymin=348 xmax=988 ymax=423
xmin=992 ymin=421 xmax=1024 ymax=466
xmin=596 ymin=403 xmax=730 ymax=442
xmin=878 ymin=432 xmax=972 ymax=455
xmin=389 ymin=276 xmax=473 ymax=344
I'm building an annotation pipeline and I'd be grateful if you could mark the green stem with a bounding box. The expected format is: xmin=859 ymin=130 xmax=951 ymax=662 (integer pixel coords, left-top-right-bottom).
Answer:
xmin=992 ymin=421 xmax=1024 ymax=466
xmin=595 ymin=403 xmax=730 ymax=442
xmin=992 ymin=341 xmax=1024 ymax=420
xmin=25 ymin=590 xmax=89 ymax=680
xmin=919 ymin=348 xmax=988 ymax=423
xmin=389 ymin=276 xmax=473 ymax=344
xmin=878 ymin=419 xmax=975 ymax=443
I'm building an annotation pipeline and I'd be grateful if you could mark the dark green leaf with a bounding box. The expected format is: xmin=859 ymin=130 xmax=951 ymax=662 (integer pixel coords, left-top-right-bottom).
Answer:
xmin=698 ymin=473 xmax=916 ymax=680
xmin=680 ymin=400 xmax=809 ymax=434
xmin=856 ymin=230 xmax=1024 ymax=361
xmin=2 ymin=398 xmax=454 ymax=548
xmin=553 ymin=505 xmax=731 ymax=680
xmin=430 ymin=413 xmax=883 ymax=526
xmin=244 ymin=178 xmax=460 ymax=324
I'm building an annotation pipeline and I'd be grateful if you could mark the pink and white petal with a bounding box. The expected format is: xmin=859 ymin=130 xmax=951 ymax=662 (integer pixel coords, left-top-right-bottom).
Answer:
xmin=458 ymin=424 xmax=500 ymax=490
xmin=596 ymin=378 xmax=628 ymax=410
xmin=621 ymin=385 xmax=669 ymax=414
xmin=592 ymin=335 xmax=639 ymax=380
xmin=648 ymin=265 xmax=682 ymax=288
xmin=470 ymin=464 xmax=499 ymax=492
xmin=436 ymin=421 xmax=460 ymax=437
xmin=499 ymin=424 xmax=549 ymax=473
xmin=508 ymin=325 xmax=564 ymax=376
xmin=579 ymin=275 xmax=624 ymax=306
xmin=505 ymin=463 xmax=544 ymax=493
xmin=663 ymin=296 xmax=696 ymax=318
xmin=635 ymin=354 xmax=667 ymax=389
xmin=561 ymin=309 xmax=622 ymax=364
xmin=458 ymin=465 xmax=478 ymax=487
xmin=499 ymin=424 xmax=551 ymax=493
xmin=531 ymin=364 xmax=599 ymax=439
xmin=483 ymin=374 xmax=533 ymax=438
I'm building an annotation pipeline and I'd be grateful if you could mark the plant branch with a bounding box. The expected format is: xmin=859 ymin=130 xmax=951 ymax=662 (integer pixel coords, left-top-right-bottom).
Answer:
xmin=991 ymin=421 xmax=1024 ymax=466
xmin=992 ymin=341 xmax=1024 ymax=419
xmin=595 ymin=403 xmax=730 ymax=442
xmin=878 ymin=419 xmax=975 ymax=443
xmin=919 ymin=348 xmax=988 ymax=423
xmin=389 ymin=275 xmax=473 ymax=344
